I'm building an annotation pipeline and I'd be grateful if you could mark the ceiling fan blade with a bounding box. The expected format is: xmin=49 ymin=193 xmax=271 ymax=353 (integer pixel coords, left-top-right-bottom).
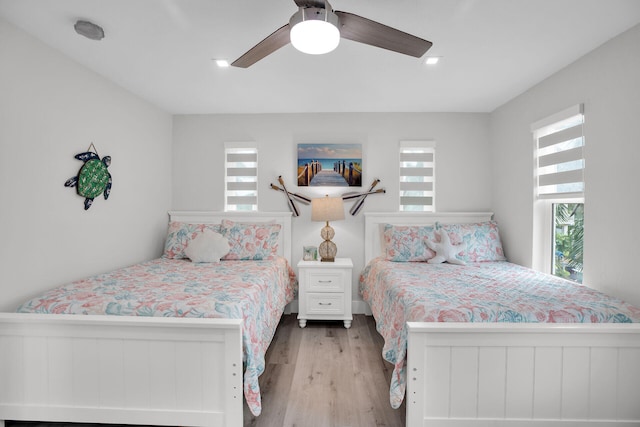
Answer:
xmin=335 ymin=11 xmax=432 ymax=58
xmin=231 ymin=24 xmax=291 ymax=68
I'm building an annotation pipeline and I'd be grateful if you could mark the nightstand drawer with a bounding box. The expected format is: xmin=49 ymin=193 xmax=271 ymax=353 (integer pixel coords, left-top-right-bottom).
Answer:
xmin=307 ymin=272 xmax=344 ymax=292
xmin=306 ymin=293 xmax=345 ymax=315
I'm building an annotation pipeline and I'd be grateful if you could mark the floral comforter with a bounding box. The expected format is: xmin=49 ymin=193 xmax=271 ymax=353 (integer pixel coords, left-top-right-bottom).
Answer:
xmin=17 ymin=257 xmax=297 ymax=416
xmin=359 ymin=258 xmax=640 ymax=409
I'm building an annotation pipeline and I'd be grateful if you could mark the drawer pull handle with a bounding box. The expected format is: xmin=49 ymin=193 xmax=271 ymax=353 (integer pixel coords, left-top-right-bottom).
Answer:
xmin=318 ymin=280 xmax=333 ymax=283
xmin=318 ymin=302 xmax=332 ymax=306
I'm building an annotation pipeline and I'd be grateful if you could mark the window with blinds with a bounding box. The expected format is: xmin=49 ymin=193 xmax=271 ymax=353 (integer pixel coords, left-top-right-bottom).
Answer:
xmin=399 ymin=141 xmax=435 ymax=212
xmin=225 ymin=143 xmax=258 ymax=211
xmin=532 ymin=105 xmax=585 ymax=199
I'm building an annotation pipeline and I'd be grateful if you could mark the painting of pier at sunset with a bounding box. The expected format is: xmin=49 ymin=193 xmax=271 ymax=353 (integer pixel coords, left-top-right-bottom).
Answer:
xmin=297 ymin=143 xmax=362 ymax=187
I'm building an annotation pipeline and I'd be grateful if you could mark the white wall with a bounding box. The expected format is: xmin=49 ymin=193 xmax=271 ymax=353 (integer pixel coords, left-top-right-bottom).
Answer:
xmin=8 ymin=14 xmax=635 ymax=315
xmin=172 ymin=112 xmax=491 ymax=311
xmin=0 ymin=18 xmax=173 ymax=311
xmin=490 ymin=23 xmax=640 ymax=306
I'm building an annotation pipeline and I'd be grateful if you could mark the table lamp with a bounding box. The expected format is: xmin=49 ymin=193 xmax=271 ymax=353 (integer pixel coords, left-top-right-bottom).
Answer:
xmin=311 ymin=195 xmax=345 ymax=262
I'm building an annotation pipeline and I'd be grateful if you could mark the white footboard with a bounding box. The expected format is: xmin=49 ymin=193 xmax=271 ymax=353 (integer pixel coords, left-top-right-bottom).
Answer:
xmin=407 ymin=322 xmax=640 ymax=426
xmin=0 ymin=313 xmax=243 ymax=427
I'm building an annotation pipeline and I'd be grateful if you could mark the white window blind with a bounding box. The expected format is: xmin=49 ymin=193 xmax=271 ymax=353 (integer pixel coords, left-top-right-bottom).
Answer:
xmin=399 ymin=140 xmax=435 ymax=212
xmin=532 ymin=105 xmax=585 ymax=200
xmin=225 ymin=143 xmax=258 ymax=211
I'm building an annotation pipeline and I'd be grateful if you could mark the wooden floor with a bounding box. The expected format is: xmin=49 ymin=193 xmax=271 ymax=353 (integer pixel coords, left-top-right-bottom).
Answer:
xmin=243 ymin=314 xmax=405 ymax=427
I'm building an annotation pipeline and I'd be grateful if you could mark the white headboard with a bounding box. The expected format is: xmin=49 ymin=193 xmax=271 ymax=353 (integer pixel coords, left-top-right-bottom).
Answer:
xmin=364 ymin=212 xmax=494 ymax=264
xmin=168 ymin=211 xmax=293 ymax=263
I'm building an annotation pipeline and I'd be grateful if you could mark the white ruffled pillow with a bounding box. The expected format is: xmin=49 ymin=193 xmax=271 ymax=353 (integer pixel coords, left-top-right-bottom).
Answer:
xmin=185 ymin=229 xmax=230 ymax=263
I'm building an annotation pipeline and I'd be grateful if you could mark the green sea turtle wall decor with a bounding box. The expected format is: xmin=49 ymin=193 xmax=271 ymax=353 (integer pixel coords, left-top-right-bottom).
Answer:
xmin=64 ymin=149 xmax=112 ymax=210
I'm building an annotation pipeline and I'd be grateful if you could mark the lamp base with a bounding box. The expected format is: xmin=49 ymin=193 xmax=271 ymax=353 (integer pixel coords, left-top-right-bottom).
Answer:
xmin=318 ymin=239 xmax=337 ymax=262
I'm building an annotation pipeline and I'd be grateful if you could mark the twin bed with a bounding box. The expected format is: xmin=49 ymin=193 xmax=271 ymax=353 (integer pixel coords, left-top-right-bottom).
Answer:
xmin=2 ymin=210 xmax=640 ymax=427
xmin=361 ymin=212 xmax=640 ymax=426
xmin=0 ymin=211 xmax=295 ymax=427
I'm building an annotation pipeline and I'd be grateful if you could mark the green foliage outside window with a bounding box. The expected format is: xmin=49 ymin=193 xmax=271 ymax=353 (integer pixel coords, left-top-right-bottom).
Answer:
xmin=553 ymin=203 xmax=584 ymax=283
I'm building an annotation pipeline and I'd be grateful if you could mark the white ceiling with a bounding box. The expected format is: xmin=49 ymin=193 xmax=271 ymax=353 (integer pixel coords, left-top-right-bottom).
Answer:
xmin=2 ymin=0 xmax=640 ymax=115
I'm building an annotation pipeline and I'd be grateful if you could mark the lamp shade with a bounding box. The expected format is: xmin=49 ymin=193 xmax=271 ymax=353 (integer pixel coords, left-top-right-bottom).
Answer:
xmin=311 ymin=196 xmax=345 ymax=222
xmin=289 ymin=8 xmax=340 ymax=55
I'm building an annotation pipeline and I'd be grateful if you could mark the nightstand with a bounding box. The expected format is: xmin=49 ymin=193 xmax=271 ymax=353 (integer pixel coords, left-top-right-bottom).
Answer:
xmin=297 ymin=258 xmax=353 ymax=328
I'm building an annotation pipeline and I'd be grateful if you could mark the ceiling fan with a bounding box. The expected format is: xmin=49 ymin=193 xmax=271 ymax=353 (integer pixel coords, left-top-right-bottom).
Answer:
xmin=231 ymin=0 xmax=432 ymax=68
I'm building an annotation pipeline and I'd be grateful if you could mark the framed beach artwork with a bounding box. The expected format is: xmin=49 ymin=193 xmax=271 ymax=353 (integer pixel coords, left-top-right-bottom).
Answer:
xmin=297 ymin=143 xmax=362 ymax=187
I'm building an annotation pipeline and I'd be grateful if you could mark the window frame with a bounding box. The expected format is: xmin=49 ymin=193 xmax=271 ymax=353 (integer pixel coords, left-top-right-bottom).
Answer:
xmin=530 ymin=105 xmax=585 ymax=275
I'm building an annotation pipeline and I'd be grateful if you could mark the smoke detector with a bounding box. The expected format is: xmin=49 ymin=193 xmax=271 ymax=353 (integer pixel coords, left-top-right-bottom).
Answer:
xmin=74 ymin=20 xmax=104 ymax=41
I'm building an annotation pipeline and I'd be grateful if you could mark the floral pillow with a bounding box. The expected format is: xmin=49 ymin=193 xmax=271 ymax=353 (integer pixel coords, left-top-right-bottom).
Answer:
xmin=163 ymin=222 xmax=222 ymax=259
xmin=435 ymin=221 xmax=507 ymax=263
xmin=220 ymin=219 xmax=281 ymax=260
xmin=382 ymin=224 xmax=437 ymax=262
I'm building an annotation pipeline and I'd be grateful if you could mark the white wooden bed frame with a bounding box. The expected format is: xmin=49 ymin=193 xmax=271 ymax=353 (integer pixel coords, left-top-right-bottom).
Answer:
xmin=0 ymin=211 xmax=293 ymax=427
xmin=364 ymin=212 xmax=640 ymax=427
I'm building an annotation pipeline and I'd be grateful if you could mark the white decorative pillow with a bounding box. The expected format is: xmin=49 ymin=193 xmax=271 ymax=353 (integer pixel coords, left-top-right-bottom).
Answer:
xmin=185 ymin=230 xmax=230 ymax=263
xmin=425 ymin=229 xmax=466 ymax=265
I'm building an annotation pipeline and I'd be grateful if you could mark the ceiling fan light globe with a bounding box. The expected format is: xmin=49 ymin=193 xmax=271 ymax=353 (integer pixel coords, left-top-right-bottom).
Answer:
xmin=289 ymin=8 xmax=341 ymax=55
xmin=291 ymin=20 xmax=340 ymax=54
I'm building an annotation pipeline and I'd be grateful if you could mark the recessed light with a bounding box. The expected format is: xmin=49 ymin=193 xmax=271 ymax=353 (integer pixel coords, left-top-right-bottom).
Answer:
xmin=425 ymin=57 xmax=440 ymax=65
xmin=215 ymin=59 xmax=230 ymax=68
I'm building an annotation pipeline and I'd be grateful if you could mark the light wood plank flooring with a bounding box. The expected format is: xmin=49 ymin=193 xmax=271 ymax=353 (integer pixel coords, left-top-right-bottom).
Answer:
xmin=243 ymin=314 xmax=405 ymax=427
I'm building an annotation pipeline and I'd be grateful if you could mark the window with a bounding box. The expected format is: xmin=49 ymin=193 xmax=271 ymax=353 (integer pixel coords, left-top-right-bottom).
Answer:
xmin=552 ymin=202 xmax=583 ymax=283
xmin=399 ymin=141 xmax=435 ymax=212
xmin=225 ymin=143 xmax=258 ymax=212
xmin=531 ymin=105 xmax=584 ymax=277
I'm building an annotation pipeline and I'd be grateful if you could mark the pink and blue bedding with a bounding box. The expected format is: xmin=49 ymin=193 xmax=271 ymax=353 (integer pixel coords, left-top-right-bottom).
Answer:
xmin=16 ymin=256 xmax=296 ymax=416
xmin=361 ymin=221 xmax=640 ymax=409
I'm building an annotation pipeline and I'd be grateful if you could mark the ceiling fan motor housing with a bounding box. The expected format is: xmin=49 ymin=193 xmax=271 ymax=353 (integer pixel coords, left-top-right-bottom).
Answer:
xmin=289 ymin=6 xmax=340 ymax=27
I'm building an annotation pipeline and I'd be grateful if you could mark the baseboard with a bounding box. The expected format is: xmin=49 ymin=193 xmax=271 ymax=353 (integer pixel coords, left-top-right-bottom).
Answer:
xmin=284 ymin=300 xmax=299 ymax=314
xmin=352 ymin=300 xmax=372 ymax=315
